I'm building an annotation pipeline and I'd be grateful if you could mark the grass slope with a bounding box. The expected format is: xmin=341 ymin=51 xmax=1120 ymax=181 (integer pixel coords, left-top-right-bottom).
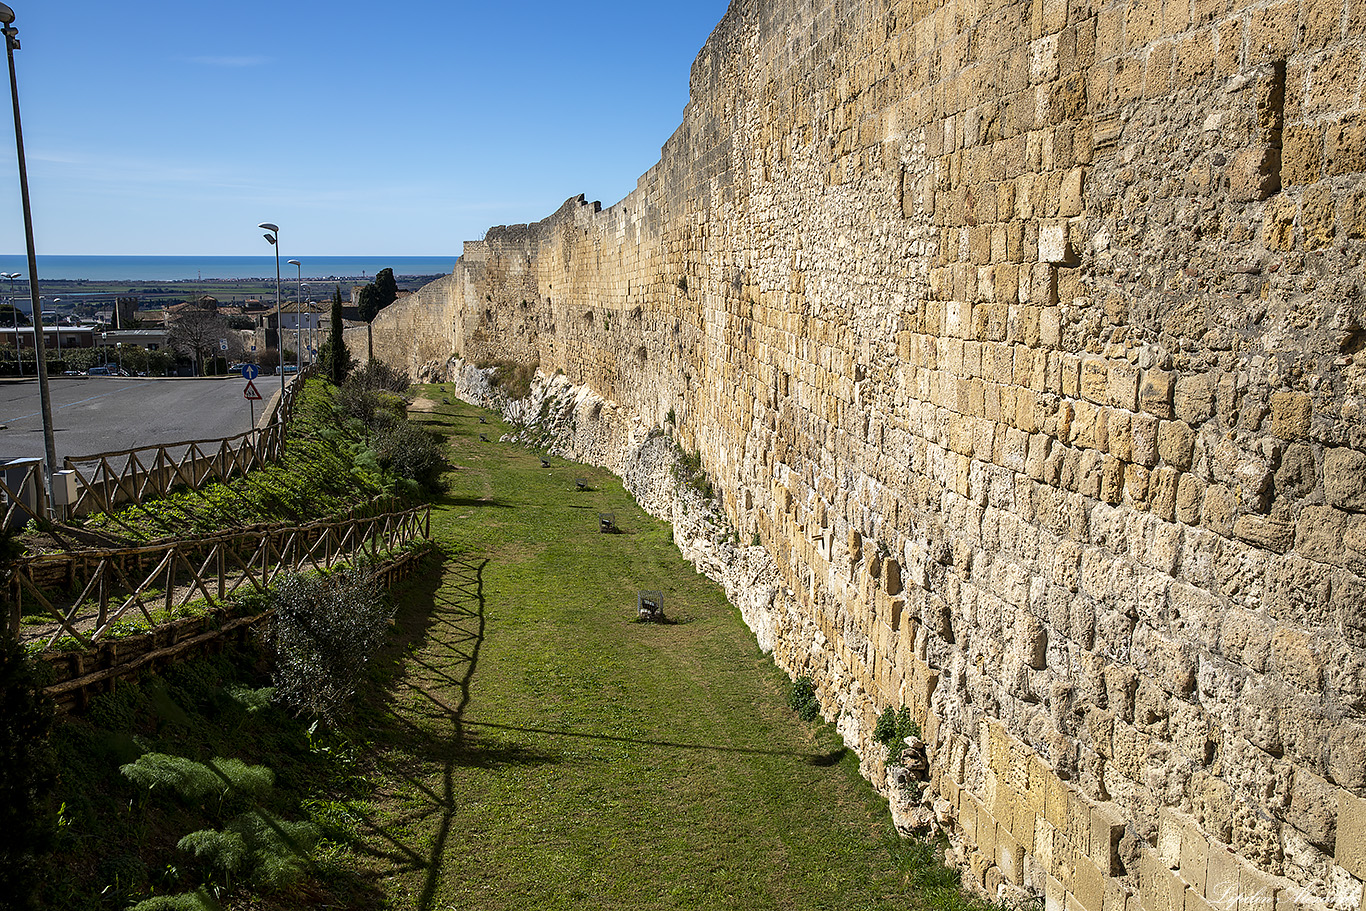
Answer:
xmin=338 ymin=393 xmax=983 ymax=911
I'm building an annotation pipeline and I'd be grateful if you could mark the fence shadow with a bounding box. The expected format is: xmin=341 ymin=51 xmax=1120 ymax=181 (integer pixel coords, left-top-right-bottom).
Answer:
xmin=345 ymin=551 xmax=557 ymax=911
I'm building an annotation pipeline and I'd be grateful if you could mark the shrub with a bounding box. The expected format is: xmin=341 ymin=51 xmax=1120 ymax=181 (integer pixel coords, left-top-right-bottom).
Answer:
xmin=788 ymin=676 xmax=820 ymax=722
xmin=370 ymin=421 xmax=447 ymax=494
xmin=120 ymin=753 xmax=274 ymax=801
xmin=348 ymin=360 xmax=410 ymax=394
xmin=874 ymin=705 xmax=921 ymax=765
xmin=267 ymin=567 xmax=392 ymax=722
xmin=485 ymin=360 xmax=538 ymax=400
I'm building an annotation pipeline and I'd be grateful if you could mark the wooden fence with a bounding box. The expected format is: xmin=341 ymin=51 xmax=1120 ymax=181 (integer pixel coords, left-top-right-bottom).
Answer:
xmin=37 ymin=542 xmax=429 ymax=714
xmin=4 ymin=501 xmax=431 ymax=650
xmin=59 ymin=363 xmax=317 ymax=516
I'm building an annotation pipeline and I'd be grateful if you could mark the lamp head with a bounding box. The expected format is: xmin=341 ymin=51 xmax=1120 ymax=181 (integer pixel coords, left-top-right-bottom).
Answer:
xmin=263 ymin=234 xmax=276 ymax=245
xmin=287 ymin=259 xmax=300 ymax=266
xmin=0 ymin=5 xmax=14 ymax=25
xmin=258 ymin=222 xmax=278 ymax=233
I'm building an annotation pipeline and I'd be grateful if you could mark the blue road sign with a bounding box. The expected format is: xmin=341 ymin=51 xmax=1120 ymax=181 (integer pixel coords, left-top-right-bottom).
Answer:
xmin=242 ymin=364 xmax=260 ymax=381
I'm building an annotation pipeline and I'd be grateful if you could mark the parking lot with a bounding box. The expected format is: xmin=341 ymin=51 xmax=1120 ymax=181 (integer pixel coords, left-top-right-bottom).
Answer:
xmin=0 ymin=375 xmax=282 ymax=462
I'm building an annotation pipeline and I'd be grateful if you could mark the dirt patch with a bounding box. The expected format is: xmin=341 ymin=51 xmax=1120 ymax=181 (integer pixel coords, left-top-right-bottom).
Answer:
xmin=409 ymin=397 xmax=440 ymax=412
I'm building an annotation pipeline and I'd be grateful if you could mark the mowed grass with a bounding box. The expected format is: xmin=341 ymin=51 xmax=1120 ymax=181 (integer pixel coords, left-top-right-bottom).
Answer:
xmin=342 ymin=391 xmax=974 ymax=911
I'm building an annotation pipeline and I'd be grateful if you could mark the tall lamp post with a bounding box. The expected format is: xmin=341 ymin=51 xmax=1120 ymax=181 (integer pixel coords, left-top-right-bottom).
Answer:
xmin=0 ymin=4 xmax=58 ymax=510
xmin=287 ymin=259 xmax=302 ymax=376
xmin=2 ymin=270 xmax=19 ymax=375
xmin=259 ymin=223 xmax=282 ymax=397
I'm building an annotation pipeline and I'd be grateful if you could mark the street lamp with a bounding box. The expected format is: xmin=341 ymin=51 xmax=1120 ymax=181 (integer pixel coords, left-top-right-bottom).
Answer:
xmin=287 ymin=258 xmax=301 ymax=377
xmin=259 ymin=222 xmax=282 ymax=396
xmin=0 ymin=3 xmax=58 ymax=510
xmin=2 ymin=270 xmax=19 ymax=376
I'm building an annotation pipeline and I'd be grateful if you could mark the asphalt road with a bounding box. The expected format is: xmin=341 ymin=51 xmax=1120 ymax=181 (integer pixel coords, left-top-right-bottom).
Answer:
xmin=0 ymin=376 xmax=282 ymax=463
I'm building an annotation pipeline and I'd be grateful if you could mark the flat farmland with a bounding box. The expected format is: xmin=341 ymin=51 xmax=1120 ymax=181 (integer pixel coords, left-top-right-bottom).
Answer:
xmin=0 ymin=375 xmax=274 ymax=463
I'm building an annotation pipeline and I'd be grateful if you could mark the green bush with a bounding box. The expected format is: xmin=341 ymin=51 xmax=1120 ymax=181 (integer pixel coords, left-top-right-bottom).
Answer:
xmin=370 ymin=421 xmax=447 ymax=494
xmin=120 ymin=754 xmax=274 ymax=801
xmin=788 ymin=676 xmax=820 ymax=722
xmin=874 ymin=705 xmax=921 ymax=766
xmin=267 ymin=567 xmax=393 ymax=722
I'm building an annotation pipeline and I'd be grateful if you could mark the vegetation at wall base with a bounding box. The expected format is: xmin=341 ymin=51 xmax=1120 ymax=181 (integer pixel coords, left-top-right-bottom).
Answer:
xmin=473 ymin=357 xmax=538 ymax=400
xmin=789 ymin=674 xmax=822 ymax=722
xmin=0 ymin=625 xmax=56 ymax=911
xmin=874 ymin=705 xmax=922 ymax=766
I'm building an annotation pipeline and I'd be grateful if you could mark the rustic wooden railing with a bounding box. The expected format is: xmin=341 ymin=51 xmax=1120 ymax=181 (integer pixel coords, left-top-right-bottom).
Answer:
xmin=60 ymin=364 xmax=318 ymax=516
xmin=4 ymin=500 xmax=431 ymax=650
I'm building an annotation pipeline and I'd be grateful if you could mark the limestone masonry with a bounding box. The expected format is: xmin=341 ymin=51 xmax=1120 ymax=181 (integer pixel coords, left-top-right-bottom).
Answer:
xmin=366 ymin=0 xmax=1366 ymax=909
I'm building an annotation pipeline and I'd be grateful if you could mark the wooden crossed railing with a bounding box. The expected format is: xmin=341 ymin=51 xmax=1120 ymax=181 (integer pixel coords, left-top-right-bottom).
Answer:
xmin=60 ymin=363 xmax=318 ymax=516
xmin=62 ymin=425 xmax=286 ymax=516
xmin=0 ymin=459 xmax=44 ymax=532
xmin=4 ymin=501 xmax=431 ymax=650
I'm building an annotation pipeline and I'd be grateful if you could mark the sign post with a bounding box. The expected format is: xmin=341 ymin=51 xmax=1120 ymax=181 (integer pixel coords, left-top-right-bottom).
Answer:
xmin=242 ymin=363 xmax=261 ymax=428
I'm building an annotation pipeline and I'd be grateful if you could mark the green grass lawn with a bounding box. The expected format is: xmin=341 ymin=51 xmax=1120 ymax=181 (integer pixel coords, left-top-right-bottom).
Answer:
xmin=333 ymin=393 xmax=979 ymax=911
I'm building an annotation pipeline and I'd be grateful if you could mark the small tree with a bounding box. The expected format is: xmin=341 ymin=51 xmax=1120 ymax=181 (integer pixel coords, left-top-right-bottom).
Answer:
xmin=355 ymin=268 xmax=398 ymax=323
xmin=355 ymin=283 xmax=381 ymax=323
xmin=168 ymin=311 xmax=230 ymax=377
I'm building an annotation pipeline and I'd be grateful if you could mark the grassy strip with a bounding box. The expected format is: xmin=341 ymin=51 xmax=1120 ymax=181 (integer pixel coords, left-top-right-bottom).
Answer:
xmin=328 ymin=392 xmax=997 ymax=911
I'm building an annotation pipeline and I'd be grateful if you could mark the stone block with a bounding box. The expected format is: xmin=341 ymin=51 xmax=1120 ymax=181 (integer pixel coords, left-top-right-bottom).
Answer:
xmin=1093 ymin=804 xmax=1126 ymax=875
xmin=1326 ymin=113 xmax=1366 ymax=177
xmin=1110 ymin=363 xmax=1140 ymax=411
xmin=1270 ymin=392 xmax=1313 ymax=440
xmin=1082 ymin=357 xmax=1111 ymax=404
xmin=1325 ymin=448 xmax=1366 ymax=511
xmin=1280 ymin=124 xmax=1322 ymax=186
xmin=1174 ymin=374 xmax=1214 ymax=425
xmin=1233 ymin=515 xmax=1295 ymax=554
xmin=1340 ymin=791 xmax=1366 ymax=880
xmin=1262 ymin=197 xmax=1298 ymax=251
xmin=1133 ymin=414 xmax=1160 ymax=467
xmin=1180 ymin=821 xmax=1209 ymax=892
xmin=1075 ymin=853 xmax=1106 ymax=911
xmin=1041 ymin=221 xmax=1074 ymax=263
xmin=1287 ymin=768 xmax=1340 ymax=853
xmin=1158 ymin=421 xmax=1195 ymax=470
xmin=1000 ymin=826 xmax=1026 ymax=885
xmin=1141 ymin=370 xmax=1175 ymax=418
xmin=1296 ymin=505 xmax=1350 ymax=564
xmin=1204 ymin=843 xmax=1241 ymax=911
xmin=1228 ymin=146 xmax=1282 ymax=202
xmin=1329 ymin=722 xmax=1366 ymax=790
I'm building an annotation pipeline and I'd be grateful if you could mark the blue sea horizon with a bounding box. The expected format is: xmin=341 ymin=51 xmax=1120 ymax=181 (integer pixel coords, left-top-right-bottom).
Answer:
xmin=0 ymin=255 xmax=458 ymax=282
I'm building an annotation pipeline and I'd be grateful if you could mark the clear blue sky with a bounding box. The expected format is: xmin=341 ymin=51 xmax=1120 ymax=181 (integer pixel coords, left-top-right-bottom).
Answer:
xmin=0 ymin=1 xmax=731 ymax=256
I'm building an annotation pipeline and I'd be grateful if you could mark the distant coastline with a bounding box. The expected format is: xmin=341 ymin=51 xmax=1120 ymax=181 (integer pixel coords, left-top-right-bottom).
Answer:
xmin=0 ymin=255 xmax=458 ymax=282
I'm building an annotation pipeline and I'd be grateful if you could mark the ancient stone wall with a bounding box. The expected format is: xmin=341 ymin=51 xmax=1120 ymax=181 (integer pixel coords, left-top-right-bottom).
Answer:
xmin=374 ymin=0 xmax=1366 ymax=909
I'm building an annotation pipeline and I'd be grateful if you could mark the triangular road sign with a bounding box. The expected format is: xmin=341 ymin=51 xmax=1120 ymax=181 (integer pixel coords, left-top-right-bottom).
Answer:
xmin=243 ymin=380 xmax=262 ymax=401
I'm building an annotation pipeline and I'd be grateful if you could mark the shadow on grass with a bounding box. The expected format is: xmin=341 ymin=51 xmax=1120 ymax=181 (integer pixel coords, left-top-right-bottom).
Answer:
xmin=343 ymin=551 xmax=563 ymax=911
xmin=463 ymin=719 xmax=849 ymax=766
xmin=440 ymin=496 xmax=515 ymax=509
